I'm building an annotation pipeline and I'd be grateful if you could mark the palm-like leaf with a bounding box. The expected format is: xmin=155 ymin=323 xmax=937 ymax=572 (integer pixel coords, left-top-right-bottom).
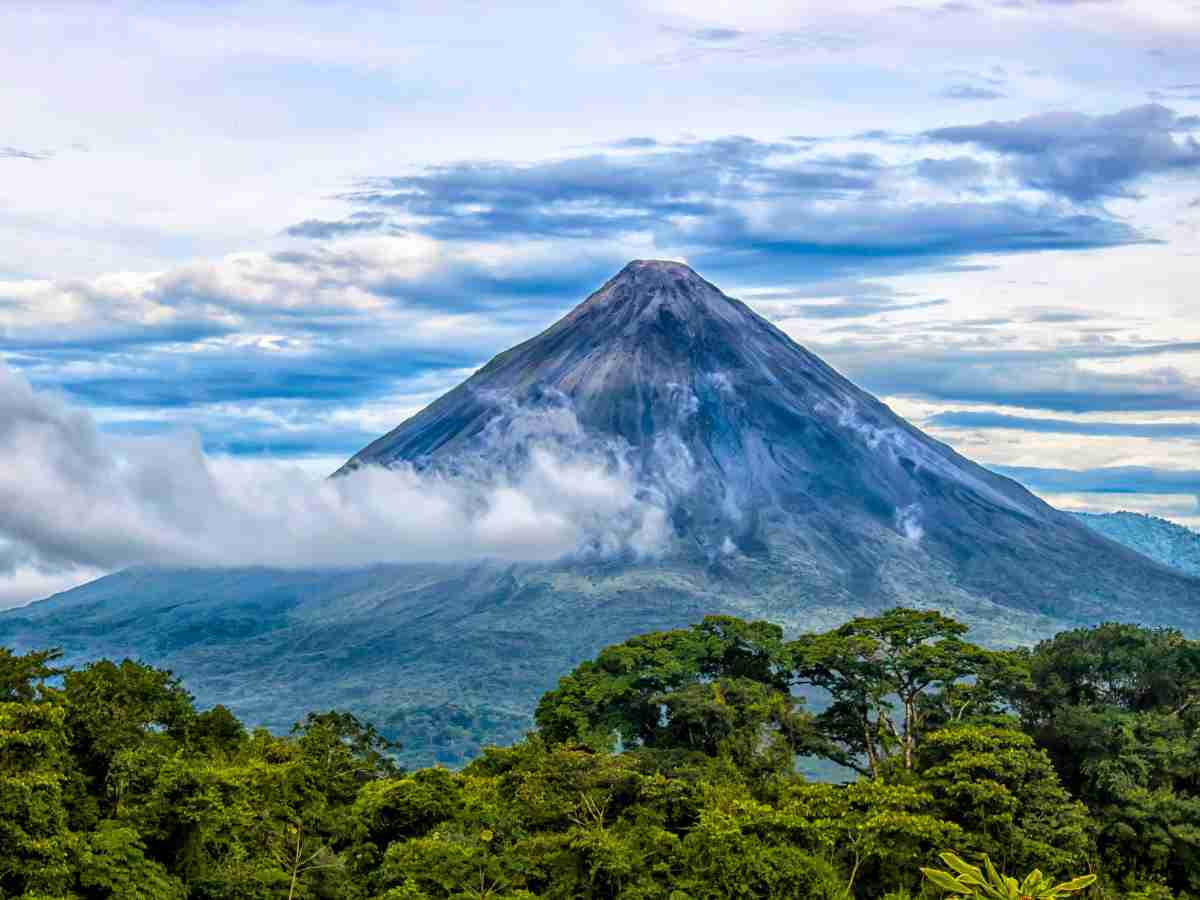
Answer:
xmin=1048 ymin=874 xmax=1097 ymax=896
xmin=922 ymin=868 xmax=974 ymax=894
xmin=923 ymin=852 xmax=1096 ymax=900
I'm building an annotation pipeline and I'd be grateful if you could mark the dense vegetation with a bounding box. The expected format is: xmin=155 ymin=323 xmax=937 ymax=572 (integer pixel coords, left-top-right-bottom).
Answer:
xmin=2 ymin=608 xmax=1197 ymax=899
xmin=1073 ymin=512 xmax=1200 ymax=578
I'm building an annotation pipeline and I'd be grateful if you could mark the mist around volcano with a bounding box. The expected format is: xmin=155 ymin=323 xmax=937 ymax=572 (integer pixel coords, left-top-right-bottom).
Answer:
xmin=0 ymin=360 xmax=673 ymax=603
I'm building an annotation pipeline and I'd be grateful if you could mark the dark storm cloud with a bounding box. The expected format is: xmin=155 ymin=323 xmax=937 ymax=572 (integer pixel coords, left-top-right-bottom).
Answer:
xmin=927 ymin=410 xmax=1200 ymax=439
xmin=927 ymin=104 xmax=1200 ymax=202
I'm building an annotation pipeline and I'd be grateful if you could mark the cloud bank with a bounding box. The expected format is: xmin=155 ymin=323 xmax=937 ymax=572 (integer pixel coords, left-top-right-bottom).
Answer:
xmin=927 ymin=105 xmax=1200 ymax=202
xmin=0 ymin=364 xmax=669 ymax=607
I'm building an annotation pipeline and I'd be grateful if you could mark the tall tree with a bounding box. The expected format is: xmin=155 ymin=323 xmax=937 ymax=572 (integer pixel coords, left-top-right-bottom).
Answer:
xmin=534 ymin=615 xmax=825 ymax=777
xmin=789 ymin=608 xmax=1002 ymax=775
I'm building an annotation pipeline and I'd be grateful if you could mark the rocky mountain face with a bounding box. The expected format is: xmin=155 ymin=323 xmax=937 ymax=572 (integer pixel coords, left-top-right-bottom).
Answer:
xmin=3 ymin=260 xmax=1197 ymax=766
xmin=338 ymin=260 xmax=1194 ymax=624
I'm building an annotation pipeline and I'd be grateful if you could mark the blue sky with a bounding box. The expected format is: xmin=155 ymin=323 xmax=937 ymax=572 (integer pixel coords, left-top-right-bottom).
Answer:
xmin=1 ymin=0 xmax=1199 ymax=601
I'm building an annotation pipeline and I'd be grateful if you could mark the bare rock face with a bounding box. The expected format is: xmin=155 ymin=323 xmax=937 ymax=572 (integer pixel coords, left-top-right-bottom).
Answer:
xmin=5 ymin=260 xmax=1197 ymax=766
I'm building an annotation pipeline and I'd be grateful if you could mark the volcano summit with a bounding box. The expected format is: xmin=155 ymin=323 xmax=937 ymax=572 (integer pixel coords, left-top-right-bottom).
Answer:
xmin=3 ymin=260 xmax=1197 ymax=765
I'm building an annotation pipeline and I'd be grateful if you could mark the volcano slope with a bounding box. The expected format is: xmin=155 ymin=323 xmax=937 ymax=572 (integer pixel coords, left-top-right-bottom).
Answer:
xmin=3 ymin=260 xmax=1197 ymax=766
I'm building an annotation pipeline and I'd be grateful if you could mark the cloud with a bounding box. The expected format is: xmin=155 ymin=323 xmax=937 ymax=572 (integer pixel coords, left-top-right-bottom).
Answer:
xmin=690 ymin=27 xmax=744 ymax=41
xmin=940 ymin=84 xmax=1006 ymax=100
xmin=0 ymin=238 xmax=648 ymax=459
xmin=3 ymin=109 xmax=1195 ymax=462
xmin=926 ymin=410 xmax=1200 ymax=438
xmin=284 ymin=213 xmax=393 ymax=239
xmin=1023 ymin=308 xmax=1094 ymax=323
xmin=0 ymin=563 xmax=106 ymax=611
xmin=927 ymin=104 xmax=1200 ymax=202
xmin=913 ymin=156 xmax=991 ymax=182
xmin=1148 ymin=83 xmax=1200 ymax=102
xmin=0 ymin=363 xmax=671 ymax=604
xmin=327 ymin=136 xmax=1142 ymax=276
xmin=995 ymin=464 xmax=1200 ymax=494
xmin=763 ymin=297 xmax=948 ymax=319
xmin=824 ymin=340 xmax=1200 ymax=412
xmin=1 ymin=146 xmax=51 ymax=161
xmin=653 ymin=26 xmax=859 ymax=65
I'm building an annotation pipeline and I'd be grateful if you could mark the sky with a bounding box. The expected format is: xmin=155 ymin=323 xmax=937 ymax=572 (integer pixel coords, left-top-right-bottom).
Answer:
xmin=2 ymin=0 xmax=1199 ymax=604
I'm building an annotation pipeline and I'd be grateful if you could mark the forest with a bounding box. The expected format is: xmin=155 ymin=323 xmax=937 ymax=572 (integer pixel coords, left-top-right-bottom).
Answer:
xmin=2 ymin=608 xmax=1198 ymax=899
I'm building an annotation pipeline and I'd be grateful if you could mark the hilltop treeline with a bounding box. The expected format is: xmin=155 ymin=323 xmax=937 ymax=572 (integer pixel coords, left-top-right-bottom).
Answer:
xmin=2 ymin=609 xmax=1198 ymax=899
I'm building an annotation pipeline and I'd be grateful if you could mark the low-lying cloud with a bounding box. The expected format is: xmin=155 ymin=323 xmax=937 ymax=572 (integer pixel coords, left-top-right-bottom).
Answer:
xmin=0 ymin=364 xmax=670 ymax=607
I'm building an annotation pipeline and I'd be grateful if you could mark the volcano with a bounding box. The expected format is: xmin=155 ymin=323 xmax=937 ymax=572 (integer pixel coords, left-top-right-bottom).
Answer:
xmin=3 ymin=260 xmax=1197 ymax=766
xmin=335 ymin=260 xmax=1191 ymax=618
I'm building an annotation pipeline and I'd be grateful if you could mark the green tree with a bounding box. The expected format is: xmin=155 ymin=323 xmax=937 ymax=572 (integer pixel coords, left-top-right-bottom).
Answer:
xmin=768 ymin=778 xmax=961 ymax=896
xmin=189 ymin=704 xmax=246 ymax=756
xmin=915 ymin=724 xmax=1093 ymax=877
xmin=347 ymin=767 xmax=464 ymax=884
xmin=1010 ymin=623 xmax=1200 ymax=893
xmin=291 ymin=709 xmax=403 ymax=804
xmin=790 ymin=608 xmax=1001 ymax=776
xmin=0 ymin=696 xmax=76 ymax=897
xmin=77 ymin=819 xmax=186 ymax=899
xmin=534 ymin=615 xmax=823 ymax=778
xmin=62 ymin=658 xmax=197 ymax=808
xmin=0 ymin=646 xmax=64 ymax=701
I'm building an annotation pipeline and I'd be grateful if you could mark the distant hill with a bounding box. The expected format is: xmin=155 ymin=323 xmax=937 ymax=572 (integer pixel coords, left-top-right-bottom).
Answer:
xmin=3 ymin=261 xmax=1198 ymax=767
xmin=1073 ymin=511 xmax=1200 ymax=578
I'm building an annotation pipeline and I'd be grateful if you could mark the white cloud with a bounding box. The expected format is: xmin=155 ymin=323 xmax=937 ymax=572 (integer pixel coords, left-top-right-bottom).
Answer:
xmin=0 ymin=564 xmax=106 ymax=611
xmin=0 ymin=363 xmax=671 ymax=607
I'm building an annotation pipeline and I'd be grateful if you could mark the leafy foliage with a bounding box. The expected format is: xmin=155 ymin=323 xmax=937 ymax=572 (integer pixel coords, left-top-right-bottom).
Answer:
xmin=922 ymin=851 xmax=1096 ymax=899
xmin=1011 ymin=623 xmax=1200 ymax=894
xmin=790 ymin=609 xmax=1009 ymax=775
xmin=0 ymin=610 xmax=1196 ymax=898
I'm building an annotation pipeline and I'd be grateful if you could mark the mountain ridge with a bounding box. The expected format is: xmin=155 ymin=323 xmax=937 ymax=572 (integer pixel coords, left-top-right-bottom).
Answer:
xmin=1073 ymin=510 xmax=1200 ymax=578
